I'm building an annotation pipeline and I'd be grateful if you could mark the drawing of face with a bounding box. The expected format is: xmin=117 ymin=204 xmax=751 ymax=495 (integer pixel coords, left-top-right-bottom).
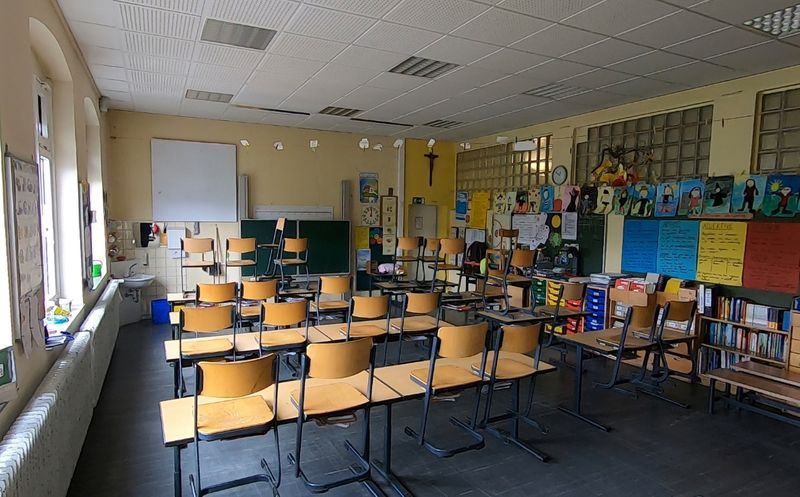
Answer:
xmin=746 ymin=179 xmax=755 ymax=188
xmin=690 ymin=187 xmax=701 ymax=198
xmin=639 ymin=186 xmax=649 ymax=199
xmin=664 ymin=185 xmax=673 ymax=195
xmin=620 ymin=189 xmax=628 ymax=199
xmin=714 ymin=183 xmax=721 ymax=193
xmin=781 ymin=186 xmax=792 ymax=195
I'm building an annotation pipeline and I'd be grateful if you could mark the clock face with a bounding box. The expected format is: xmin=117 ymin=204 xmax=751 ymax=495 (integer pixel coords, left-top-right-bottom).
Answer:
xmin=552 ymin=165 xmax=568 ymax=185
xmin=361 ymin=205 xmax=380 ymax=226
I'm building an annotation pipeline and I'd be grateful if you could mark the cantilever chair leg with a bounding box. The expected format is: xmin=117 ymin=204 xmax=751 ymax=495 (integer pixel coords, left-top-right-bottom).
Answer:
xmin=483 ymin=379 xmax=551 ymax=462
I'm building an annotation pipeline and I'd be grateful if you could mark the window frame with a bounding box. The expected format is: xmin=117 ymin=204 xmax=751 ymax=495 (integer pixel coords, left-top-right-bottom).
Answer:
xmin=752 ymin=85 xmax=800 ymax=174
xmin=33 ymin=78 xmax=59 ymax=304
xmin=456 ymin=135 xmax=552 ymax=196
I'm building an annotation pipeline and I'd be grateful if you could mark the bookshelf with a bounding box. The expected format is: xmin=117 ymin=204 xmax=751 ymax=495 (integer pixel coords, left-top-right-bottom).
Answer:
xmin=699 ymin=313 xmax=791 ymax=374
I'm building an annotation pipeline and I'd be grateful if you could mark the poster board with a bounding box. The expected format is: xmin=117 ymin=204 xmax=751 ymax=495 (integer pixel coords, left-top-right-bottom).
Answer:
xmin=621 ymin=219 xmax=659 ymax=274
xmin=512 ymin=213 xmax=550 ymax=249
xmin=656 ymin=220 xmax=699 ymax=280
xmin=696 ymin=221 xmax=747 ymax=286
xmin=743 ymin=223 xmax=800 ymax=294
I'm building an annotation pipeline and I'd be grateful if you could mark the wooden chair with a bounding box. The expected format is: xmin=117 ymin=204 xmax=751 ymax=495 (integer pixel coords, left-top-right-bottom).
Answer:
xmin=429 ymin=237 xmax=466 ymax=292
xmin=541 ymin=281 xmax=586 ymax=353
xmin=196 ymin=282 xmax=238 ymax=306
xmin=275 ymin=237 xmax=310 ymax=289
xmin=258 ymin=217 xmax=286 ymax=279
xmin=340 ymin=295 xmax=391 ymax=363
xmin=180 ymin=238 xmax=215 ymax=294
xmin=394 ymin=236 xmax=421 ymax=281
xmin=404 ymin=322 xmax=489 ymax=458
xmin=178 ymin=306 xmax=236 ymax=396
xmin=418 ymin=238 xmax=441 ymax=284
xmin=476 ymin=323 xmax=552 ymax=461
xmin=238 ymin=279 xmax=278 ymax=326
xmin=225 ymin=237 xmax=257 ymax=280
xmin=485 ymin=247 xmax=536 ymax=313
xmin=190 ymin=354 xmax=280 ymax=497
xmin=390 ymin=291 xmax=441 ymax=364
xmin=258 ymin=300 xmax=309 ymax=353
xmin=311 ymin=275 xmax=351 ymax=323
xmin=289 ymin=338 xmax=378 ymax=493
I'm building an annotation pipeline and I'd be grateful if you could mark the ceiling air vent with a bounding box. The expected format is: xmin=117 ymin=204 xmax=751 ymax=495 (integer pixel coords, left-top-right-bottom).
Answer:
xmin=185 ymin=89 xmax=234 ymax=103
xmin=201 ymin=19 xmax=276 ymax=50
xmin=425 ymin=119 xmax=463 ymax=129
xmin=389 ymin=56 xmax=459 ymax=78
xmin=350 ymin=117 xmax=413 ymax=128
xmin=319 ymin=106 xmax=362 ymax=117
xmin=231 ymin=104 xmax=311 ymax=116
xmin=523 ymin=83 xmax=586 ymax=99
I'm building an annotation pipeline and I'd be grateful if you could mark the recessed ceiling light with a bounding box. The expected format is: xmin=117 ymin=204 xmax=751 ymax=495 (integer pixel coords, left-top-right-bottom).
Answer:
xmin=523 ymin=83 xmax=586 ymax=99
xmin=743 ymin=4 xmax=800 ymax=37
xmin=389 ymin=56 xmax=459 ymax=79
xmin=320 ymin=106 xmax=362 ymax=117
xmin=185 ymin=89 xmax=233 ymax=103
xmin=201 ymin=19 xmax=276 ymax=50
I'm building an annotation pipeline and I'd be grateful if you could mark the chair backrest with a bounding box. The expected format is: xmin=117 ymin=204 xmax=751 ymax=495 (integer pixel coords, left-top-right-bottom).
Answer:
xmin=510 ymin=249 xmax=535 ymax=271
xmin=181 ymin=305 xmax=234 ymax=333
xmin=425 ymin=238 xmax=440 ymax=254
xmin=440 ymin=238 xmax=465 ymax=256
xmin=197 ymin=282 xmax=237 ymax=304
xmin=182 ymin=237 xmax=214 ymax=254
xmin=351 ymin=295 xmax=390 ymax=319
xmin=500 ymin=324 xmax=542 ymax=354
xmin=485 ymin=248 xmax=506 ymax=278
xmin=306 ymin=338 xmax=373 ymax=379
xmin=559 ymin=282 xmax=585 ymax=301
xmin=405 ymin=292 xmax=440 ymax=314
xmin=241 ymin=279 xmax=278 ymax=301
xmin=437 ymin=322 xmax=488 ymax=359
xmin=275 ymin=217 xmax=286 ymax=232
xmin=262 ymin=300 xmax=307 ymax=327
xmin=283 ymin=238 xmax=308 ymax=253
xmin=227 ymin=238 xmax=256 ymax=254
xmin=197 ymin=354 xmax=276 ymax=398
xmin=662 ymin=299 xmax=696 ymax=323
xmin=319 ymin=275 xmax=351 ymax=296
xmin=397 ymin=237 xmax=420 ymax=252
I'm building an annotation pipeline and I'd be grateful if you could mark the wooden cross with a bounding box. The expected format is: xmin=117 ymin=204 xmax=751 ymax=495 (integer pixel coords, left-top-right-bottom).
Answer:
xmin=424 ymin=149 xmax=438 ymax=186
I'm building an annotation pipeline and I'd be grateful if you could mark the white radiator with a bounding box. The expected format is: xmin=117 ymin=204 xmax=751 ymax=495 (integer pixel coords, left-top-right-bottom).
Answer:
xmin=0 ymin=280 xmax=120 ymax=497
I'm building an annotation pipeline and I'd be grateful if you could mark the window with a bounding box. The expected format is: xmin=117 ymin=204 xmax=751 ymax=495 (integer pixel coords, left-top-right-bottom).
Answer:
xmin=456 ymin=136 xmax=552 ymax=195
xmin=574 ymin=105 xmax=713 ymax=184
xmin=34 ymin=79 xmax=58 ymax=303
xmin=754 ymin=86 xmax=800 ymax=173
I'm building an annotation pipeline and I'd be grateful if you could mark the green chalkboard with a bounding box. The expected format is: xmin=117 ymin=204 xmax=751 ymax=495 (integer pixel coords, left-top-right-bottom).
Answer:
xmin=240 ymin=220 xmax=350 ymax=277
xmin=578 ymin=214 xmax=606 ymax=276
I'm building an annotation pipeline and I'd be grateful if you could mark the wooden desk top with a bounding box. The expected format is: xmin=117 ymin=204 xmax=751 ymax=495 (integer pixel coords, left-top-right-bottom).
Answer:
xmin=315 ymin=315 xmax=453 ymax=338
xmin=731 ymin=360 xmax=800 ymax=389
xmin=374 ymin=281 xmax=424 ymax=291
xmin=533 ymin=306 xmax=590 ymax=318
xmin=705 ymin=368 xmax=800 ymax=407
xmin=279 ymin=286 xmax=317 ymax=296
xmin=630 ymin=328 xmax=697 ymax=343
xmin=477 ymin=310 xmax=551 ymax=324
xmin=557 ymin=328 xmax=655 ymax=354
xmin=160 ymin=371 xmax=399 ymax=447
xmin=170 ymin=311 xmax=179 ymax=326
xmin=167 ymin=292 xmax=194 ymax=303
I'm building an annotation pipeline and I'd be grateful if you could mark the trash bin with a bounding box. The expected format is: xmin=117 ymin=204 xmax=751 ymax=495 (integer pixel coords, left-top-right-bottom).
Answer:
xmin=151 ymin=298 xmax=170 ymax=325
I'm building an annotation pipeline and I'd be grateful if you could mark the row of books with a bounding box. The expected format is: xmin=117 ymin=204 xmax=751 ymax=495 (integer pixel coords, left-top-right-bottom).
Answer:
xmin=706 ymin=322 xmax=786 ymax=361
xmin=699 ymin=285 xmax=790 ymax=331
xmin=702 ymin=349 xmax=747 ymax=370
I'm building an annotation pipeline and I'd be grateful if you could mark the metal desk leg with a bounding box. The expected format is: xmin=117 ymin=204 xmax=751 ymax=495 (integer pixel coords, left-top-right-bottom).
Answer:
xmin=557 ymin=344 xmax=611 ymax=432
xmin=707 ymin=378 xmax=716 ymax=414
xmin=174 ymin=444 xmax=183 ymax=497
xmin=172 ymin=362 xmax=181 ymax=399
xmin=372 ymin=404 xmax=414 ymax=497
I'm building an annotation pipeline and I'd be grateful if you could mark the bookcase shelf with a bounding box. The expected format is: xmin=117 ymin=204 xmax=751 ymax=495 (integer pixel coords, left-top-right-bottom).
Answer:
xmin=699 ymin=343 xmax=785 ymax=367
xmin=699 ymin=315 xmax=789 ymax=335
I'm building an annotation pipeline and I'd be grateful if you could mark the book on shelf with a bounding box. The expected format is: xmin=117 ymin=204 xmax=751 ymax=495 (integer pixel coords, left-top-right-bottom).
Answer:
xmin=700 ymin=289 xmax=790 ymax=331
xmin=705 ymin=322 xmax=786 ymax=361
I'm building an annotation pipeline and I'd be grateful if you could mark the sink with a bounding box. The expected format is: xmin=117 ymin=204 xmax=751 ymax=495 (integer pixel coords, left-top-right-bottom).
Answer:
xmin=122 ymin=273 xmax=155 ymax=289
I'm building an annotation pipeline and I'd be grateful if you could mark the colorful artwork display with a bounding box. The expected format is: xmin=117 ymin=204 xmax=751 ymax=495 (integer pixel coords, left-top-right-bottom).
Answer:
xmin=703 ymin=176 xmax=733 ymax=214
xmin=613 ymin=186 xmax=631 ymax=215
xmin=732 ymin=175 xmax=766 ymax=214
xmin=655 ymin=182 xmax=679 ymax=217
xmin=359 ymin=172 xmax=379 ymax=203
xmin=540 ymin=186 xmax=554 ymax=213
xmin=595 ymin=186 xmax=614 ymax=214
xmin=580 ymin=185 xmax=597 ymax=216
xmin=528 ymin=187 xmax=541 ymax=213
xmin=561 ymin=185 xmax=580 ymax=213
xmin=762 ymin=174 xmax=800 ymax=217
xmin=678 ymin=179 xmax=704 ymax=216
xmin=629 ymin=183 xmax=655 ymax=218
xmin=513 ymin=190 xmax=529 ymax=213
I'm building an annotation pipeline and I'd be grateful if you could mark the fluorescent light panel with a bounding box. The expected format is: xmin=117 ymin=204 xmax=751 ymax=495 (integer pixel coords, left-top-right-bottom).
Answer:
xmin=389 ymin=56 xmax=459 ymax=78
xmin=523 ymin=83 xmax=586 ymax=99
xmin=319 ymin=106 xmax=362 ymax=117
xmin=425 ymin=119 xmax=463 ymax=129
xmin=201 ymin=19 xmax=276 ymax=50
xmin=185 ymin=89 xmax=233 ymax=102
xmin=743 ymin=4 xmax=800 ymax=36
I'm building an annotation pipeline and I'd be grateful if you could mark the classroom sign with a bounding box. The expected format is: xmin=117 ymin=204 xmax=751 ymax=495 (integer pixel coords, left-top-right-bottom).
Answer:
xmin=696 ymin=221 xmax=747 ymax=286
xmin=656 ymin=221 xmax=699 ymax=280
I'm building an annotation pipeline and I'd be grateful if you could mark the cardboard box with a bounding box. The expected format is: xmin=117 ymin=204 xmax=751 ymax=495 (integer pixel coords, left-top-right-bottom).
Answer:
xmin=792 ymin=311 xmax=800 ymax=328
xmin=790 ymin=353 xmax=800 ymax=369
xmin=609 ymin=288 xmax=656 ymax=328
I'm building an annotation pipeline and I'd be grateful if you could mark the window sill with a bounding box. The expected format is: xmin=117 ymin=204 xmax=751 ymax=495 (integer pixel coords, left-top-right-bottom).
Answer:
xmin=46 ymin=304 xmax=85 ymax=336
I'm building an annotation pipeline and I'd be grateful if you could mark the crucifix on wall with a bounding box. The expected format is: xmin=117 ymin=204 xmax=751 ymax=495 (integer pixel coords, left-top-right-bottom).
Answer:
xmin=424 ymin=148 xmax=438 ymax=186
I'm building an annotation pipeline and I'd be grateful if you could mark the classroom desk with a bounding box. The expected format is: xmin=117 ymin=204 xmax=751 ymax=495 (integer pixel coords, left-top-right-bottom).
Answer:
xmin=167 ymin=292 xmax=194 ymax=310
xmin=314 ymin=315 xmax=453 ymax=339
xmin=556 ymin=329 xmax=655 ymax=432
xmin=477 ymin=309 xmax=552 ymax=325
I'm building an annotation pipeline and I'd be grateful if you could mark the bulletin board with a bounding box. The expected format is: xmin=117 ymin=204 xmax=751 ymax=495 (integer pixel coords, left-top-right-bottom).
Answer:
xmin=742 ymin=223 xmax=800 ymax=294
xmin=621 ymin=219 xmax=659 ymax=274
xmin=656 ymin=220 xmax=699 ymax=280
xmin=696 ymin=221 xmax=747 ymax=286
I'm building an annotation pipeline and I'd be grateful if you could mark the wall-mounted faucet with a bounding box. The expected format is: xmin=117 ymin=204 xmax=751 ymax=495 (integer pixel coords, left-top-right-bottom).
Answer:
xmin=126 ymin=263 xmax=140 ymax=277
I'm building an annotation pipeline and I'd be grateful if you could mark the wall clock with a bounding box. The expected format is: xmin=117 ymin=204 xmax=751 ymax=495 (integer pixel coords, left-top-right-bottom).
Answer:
xmin=551 ymin=165 xmax=568 ymax=185
xmin=361 ymin=205 xmax=380 ymax=226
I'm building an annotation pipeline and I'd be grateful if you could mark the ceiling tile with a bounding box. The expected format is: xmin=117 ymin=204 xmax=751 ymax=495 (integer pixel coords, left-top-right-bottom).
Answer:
xmin=471 ymin=48 xmax=550 ymax=74
xmin=385 ymin=0 xmax=490 ymax=34
xmin=304 ymin=0 xmax=402 ymax=17
xmin=247 ymin=70 xmax=308 ymax=92
xmin=260 ymin=112 xmax=311 ymax=127
xmin=332 ymin=45 xmax=409 ymax=70
xmin=512 ymin=24 xmax=605 ymax=58
xmin=124 ymin=31 xmax=193 ymax=58
xmin=257 ymin=54 xmax=326 ymax=78
xmin=617 ymin=10 xmax=727 ymax=48
xmin=121 ymin=0 xmax=204 ymax=15
xmin=312 ymin=63 xmax=384 ymax=87
xmin=234 ymin=86 xmax=295 ymax=107
xmin=451 ymin=7 xmax=552 ymax=45
xmin=517 ymin=58 xmax=595 ymax=82
xmin=430 ymin=65 xmax=508 ymax=93
xmin=179 ymin=99 xmax=227 ymax=119
xmin=355 ymin=22 xmax=442 ymax=54
xmin=499 ymin=0 xmax=605 ymax=22
xmin=132 ymin=96 xmax=181 ymax=115
xmin=687 ymin=0 xmax=799 ymax=25
xmin=334 ymin=85 xmax=404 ymax=108
xmin=95 ymin=77 xmax=130 ymax=93
xmin=647 ymin=61 xmax=742 ymax=86
xmin=60 ymin=0 xmax=118 ymax=25
xmin=562 ymin=0 xmax=679 ymax=36
xmin=188 ymin=62 xmax=250 ymax=92
xmin=599 ymin=76 xmax=684 ymax=97
xmin=194 ymin=42 xmax=264 ymax=68
xmin=562 ymin=38 xmax=650 ymax=66
xmin=399 ymin=98 xmax=480 ymax=123
xmin=221 ymin=105 xmax=269 ymax=123
xmin=606 ymin=50 xmax=694 ymax=75
xmin=366 ymin=72 xmax=427 ymax=91
xmin=560 ymin=68 xmax=634 ymax=88
xmin=415 ymin=36 xmax=498 ymax=65
xmin=102 ymin=89 xmax=133 ymax=102
xmin=284 ymin=5 xmax=374 ymax=42
xmin=70 ymin=21 xmax=122 ymax=49
xmin=460 ymin=76 xmax=538 ymax=103
xmin=268 ymin=33 xmax=347 ymax=62
xmin=706 ymin=41 xmax=800 ymax=73
xmin=118 ymin=3 xmax=199 ymax=39
xmin=83 ymin=46 xmax=126 ymax=67
xmin=664 ymin=27 xmax=771 ymax=59
xmin=126 ymin=53 xmax=191 ymax=74
xmin=90 ymin=64 xmax=127 ymax=81
xmin=206 ymin=0 xmax=298 ymax=29
xmin=557 ymin=90 xmax=635 ymax=108
xmin=128 ymin=70 xmax=186 ymax=92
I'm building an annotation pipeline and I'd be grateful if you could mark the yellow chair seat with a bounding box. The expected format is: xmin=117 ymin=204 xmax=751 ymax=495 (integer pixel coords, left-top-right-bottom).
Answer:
xmin=277 ymin=258 xmax=306 ymax=265
xmin=410 ymin=365 xmax=482 ymax=390
xmin=181 ymin=338 xmax=233 ymax=357
xmin=311 ymin=300 xmax=349 ymax=311
xmin=428 ymin=264 xmax=461 ymax=270
xmin=183 ymin=260 xmax=215 ymax=268
xmin=339 ymin=324 xmax=387 ymax=338
xmin=290 ymin=383 xmax=369 ymax=417
xmin=227 ymin=259 xmax=256 ymax=267
xmin=471 ymin=358 xmax=534 ymax=380
xmin=240 ymin=305 xmax=261 ymax=317
xmin=390 ymin=319 xmax=437 ymax=334
xmin=197 ymin=396 xmax=274 ymax=436
xmin=261 ymin=330 xmax=305 ymax=348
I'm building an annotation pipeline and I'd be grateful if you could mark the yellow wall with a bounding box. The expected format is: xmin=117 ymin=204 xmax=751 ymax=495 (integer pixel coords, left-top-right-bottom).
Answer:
xmin=468 ymin=64 xmax=800 ymax=272
xmin=403 ymin=139 xmax=457 ymax=238
xmin=0 ymin=0 xmax=107 ymax=434
xmin=106 ymin=111 xmax=399 ymax=223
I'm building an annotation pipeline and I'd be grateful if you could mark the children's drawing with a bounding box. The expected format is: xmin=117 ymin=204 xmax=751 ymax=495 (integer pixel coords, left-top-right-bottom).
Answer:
xmin=678 ymin=179 xmax=704 ymax=216
xmin=540 ymin=186 xmax=554 ymax=213
xmin=762 ymin=175 xmax=800 ymax=217
xmin=613 ymin=187 xmax=631 ymax=215
xmin=359 ymin=172 xmax=379 ymax=203
xmin=732 ymin=175 xmax=766 ymax=213
xmin=528 ymin=188 xmax=541 ymax=213
xmin=629 ymin=183 xmax=655 ymax=217
xmin=580 ymin=185 xmax=597 ymax=216
xmin=513 ymin=190 xmax=529 ymax=213
xmin=595 ymin=186 xmax=614 ymax=214
xmin=655 ymin=182 xmax=679 ymax=217
xmin=505 ymin=191 xmax=516 ymax=214
xmin=703 ymin=176 xmax=733 ymax=214
xmin=493 ymin=192 xmax=506 ymax=214
xmin=561 ymin=185 xmax=580 ymax=213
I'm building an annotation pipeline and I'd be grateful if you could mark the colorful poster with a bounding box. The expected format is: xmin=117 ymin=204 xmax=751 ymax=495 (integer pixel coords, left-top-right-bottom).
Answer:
xmin=678 ymin=179 xmax=704 ymax=216
xmin=552 ymin=186 xmax=564 ymax=212
xmin=561 ymin=185 xmax=580 ymax=213
xmin=621 ymin=219 xmax=659 ymax=273
xmin=743 ymin=223 xmax=800 ymax=294
xmin=696 ymin=221 xmax=747 ymax=286
xmin=703 ymin=176 xmax=733 ymax=214
xmin=613 ymin=186 xmax=631 ymax=215
xmin=493 ymin=191 xmax=506 ymax=214
xmin=511 ymin=213 xmax=550 ymax=249
xmin=629 ymin=183 xmax=655 ymax=218
xmin=528 ymin=187 xmax=541 ymax=213
xmin=655 ymin=182 xmax=679 ymax=217
xmin=579 ymin=185 xmax=597 ymax=216
xmin=455 ymin=191 xmax=468 ymax=221
xmin=562 ymin=212 xmax=578 ymax=240
xmin=469 ymin=191 xmax=490 ymax=228
xmin=382 ymin=232 xmax=396 ymax=256
xmin=732 ymin=175 xmax=766 ymax=214
xmin=540 ymin=186 xmax=554 ymax=213
xmin=594 ymin=186 xmax=614 ymax=214
xmin=762 ymin=175 xmax=800 ymax=217
xmin=354 ymin=226 xmax=370 ymax=249
xmin=369 ymin=227 xmax=382 ymax=245
xmin=656 ymin=220 xmax=699 ymax=279
xmin=505 ymin=191 xmax=516 ymax=214
xmin=513 ymin=190 xmax=529 ymax=213
xmin=359 ymin=172 xmax=379 ymax=203
xmin=356 ymin=249 xmax=370 ymax=270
